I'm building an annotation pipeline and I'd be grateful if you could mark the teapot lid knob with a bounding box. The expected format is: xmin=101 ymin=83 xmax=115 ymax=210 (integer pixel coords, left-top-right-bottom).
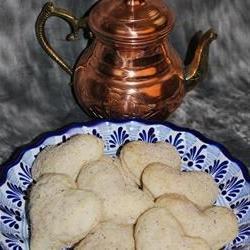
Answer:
xmin=126 ymin=0 xmax=145 ymax=6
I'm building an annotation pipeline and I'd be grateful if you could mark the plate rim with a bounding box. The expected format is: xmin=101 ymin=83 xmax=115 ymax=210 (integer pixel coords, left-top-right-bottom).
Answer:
xmin=0 ymin=119 xmax=249 ymax=186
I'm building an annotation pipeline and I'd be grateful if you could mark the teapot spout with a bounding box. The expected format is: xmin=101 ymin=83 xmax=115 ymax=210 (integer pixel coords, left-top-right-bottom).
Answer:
xmin=184 ymin=29 xmax=217 ymax=92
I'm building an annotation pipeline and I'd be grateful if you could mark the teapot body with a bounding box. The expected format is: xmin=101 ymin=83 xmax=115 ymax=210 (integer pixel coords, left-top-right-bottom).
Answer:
xmin=73 ymin=38 xmax=185 ymax=119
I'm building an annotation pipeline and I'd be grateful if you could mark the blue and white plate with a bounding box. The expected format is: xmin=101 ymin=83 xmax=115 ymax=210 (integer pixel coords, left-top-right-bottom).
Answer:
xmin=0 ymin=120 xmax=249 ymax=250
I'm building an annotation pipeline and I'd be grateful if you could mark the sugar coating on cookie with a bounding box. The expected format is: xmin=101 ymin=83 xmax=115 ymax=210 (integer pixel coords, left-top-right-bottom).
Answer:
xmin=142 ymin=163 xmax=219 ymax=208
xmin=32 ymin=134 xmax=104 ymax=181
xmin=29 ymin=174 xmax=102 ymax=250
xmin=135 ymin=207 xmax=211 ymax=250
xmin=120 ymin=141 xmax=181 ymax=185
xmin=75 ymin=222 xmax=135 ymax=250
xmin=156 ymin=194 xmax=238 ymax=249
xmin=77 ymin=156 xmax=154 ymax=224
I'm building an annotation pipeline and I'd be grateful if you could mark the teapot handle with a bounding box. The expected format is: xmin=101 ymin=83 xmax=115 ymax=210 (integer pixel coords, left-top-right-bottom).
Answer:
xmin=35 ymin=2 xmax=89 ymax=76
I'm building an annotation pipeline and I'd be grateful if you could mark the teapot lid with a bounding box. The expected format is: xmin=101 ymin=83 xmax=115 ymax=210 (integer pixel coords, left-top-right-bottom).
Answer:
xmin=88 ymin=0 xmax=175 ymax=44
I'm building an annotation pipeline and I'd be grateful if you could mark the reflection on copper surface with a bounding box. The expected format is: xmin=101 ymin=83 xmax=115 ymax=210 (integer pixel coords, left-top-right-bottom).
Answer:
xmin=36 ymin=0 xmax=217 ymax=120
xmin=74 ymin=38 xmax=184 ymax=119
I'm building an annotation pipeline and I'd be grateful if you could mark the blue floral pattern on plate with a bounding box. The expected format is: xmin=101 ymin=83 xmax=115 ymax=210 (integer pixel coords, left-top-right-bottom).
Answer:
xmin=182 ymin=145 xmax=207 ymax=170
xmin=0 ymin=206 xmax=22 ymax=230
xmin=18 ymin=163 xmax=32 ymax=187
xmin=165 ymin=133 xmax=185 ymax=155
xmin=109 ymin=127 xmax=129 ymax=149
xmin=219 ymin=177 xmax=245 ymax=202
xmin=0 ymin=120 xmax=249 ymax=250
xmin=204 ymin=160 xmax=229 ymax=183
xmin=138 ymin=127 xmax=158 ymax=143
xmin=91 ymin=129 xmax=102 ymax=139
xmin=231 ymin=198 xmax=250 ymax=220
xmin=5 ymin=183 xmax=26 ymax=208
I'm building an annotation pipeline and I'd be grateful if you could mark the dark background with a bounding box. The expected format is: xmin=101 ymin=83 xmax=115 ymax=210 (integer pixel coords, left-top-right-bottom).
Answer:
xmin=0 ymin=0 xmax=249 ymax=169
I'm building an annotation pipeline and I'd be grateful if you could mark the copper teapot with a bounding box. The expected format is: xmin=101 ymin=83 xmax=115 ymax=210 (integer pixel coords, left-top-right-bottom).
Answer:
xmin=36 ymin=0 xmax=217 ymax=120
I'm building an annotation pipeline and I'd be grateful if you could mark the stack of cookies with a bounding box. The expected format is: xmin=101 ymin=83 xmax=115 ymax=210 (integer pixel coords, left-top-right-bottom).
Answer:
xmin=28 ymin=135 xmax=238 ymax=250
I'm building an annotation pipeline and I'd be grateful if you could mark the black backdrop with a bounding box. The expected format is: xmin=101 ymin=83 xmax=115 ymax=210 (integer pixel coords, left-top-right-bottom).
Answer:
xmin=0 ymin=0 xmax=249 ymax=169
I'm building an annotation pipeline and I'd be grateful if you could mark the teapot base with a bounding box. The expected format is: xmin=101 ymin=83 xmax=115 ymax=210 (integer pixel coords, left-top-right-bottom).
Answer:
xmin=74 ymin=81 xmax=185 ymax=121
